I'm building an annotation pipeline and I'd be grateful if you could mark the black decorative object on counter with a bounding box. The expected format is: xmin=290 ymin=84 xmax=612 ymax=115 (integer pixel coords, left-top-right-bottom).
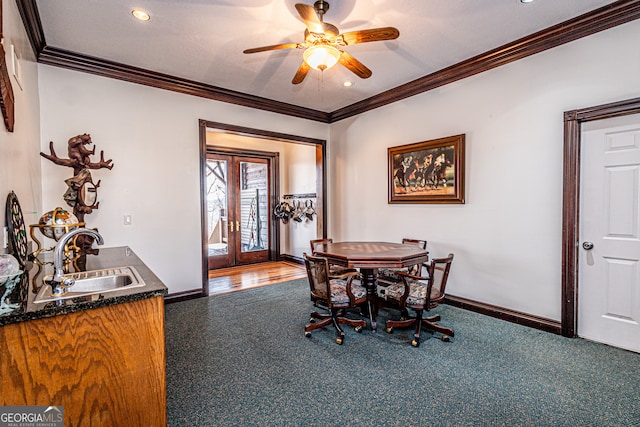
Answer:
xmin=5 ymin=191 xmax=28 ymax=266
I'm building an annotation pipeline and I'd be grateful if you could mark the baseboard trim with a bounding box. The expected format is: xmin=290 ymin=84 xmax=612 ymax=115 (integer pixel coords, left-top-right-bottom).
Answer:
xmin=281 ymin=254 xmax=304 ymax=265
xmin=445 ymin=294 xmax=562 ymax=335
xmin=164 ymin=289 xmax=204 ymax=304
xmin=164 ymin=275 xmax=561 ymax=335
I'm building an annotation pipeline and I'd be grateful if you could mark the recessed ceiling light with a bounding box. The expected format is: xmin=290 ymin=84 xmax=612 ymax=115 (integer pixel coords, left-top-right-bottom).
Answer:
xmin=132 ymin=9 xmax=150 ymax=21
xmin=343 ymin=81 xmax=353 ymax=87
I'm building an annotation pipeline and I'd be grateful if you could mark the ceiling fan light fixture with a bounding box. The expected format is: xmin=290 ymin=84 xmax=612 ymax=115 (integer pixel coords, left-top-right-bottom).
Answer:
xmin=303 ymin=45 xmax=340 ymax=71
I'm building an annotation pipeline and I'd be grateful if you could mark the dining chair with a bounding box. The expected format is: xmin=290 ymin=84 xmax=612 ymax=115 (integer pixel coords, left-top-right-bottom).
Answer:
xmin=303 ymin=253 xmax=368 ymax=345
xmin=377 ymin=238 xmax=427 ymax=282
xmin=383 ymin=253 xmax=454 ymax=347
xmin=376 ymin=238 xmax=428 ymax=302
xmin=309 ymin=238 xmax=358 ymax=308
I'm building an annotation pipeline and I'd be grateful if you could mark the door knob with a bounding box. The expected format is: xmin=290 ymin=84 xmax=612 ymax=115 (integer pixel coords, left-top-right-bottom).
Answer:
xmin=582 ymin=241 xmax=594 ymax=250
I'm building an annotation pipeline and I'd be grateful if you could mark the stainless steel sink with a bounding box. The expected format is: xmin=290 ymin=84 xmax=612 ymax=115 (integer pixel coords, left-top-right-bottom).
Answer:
xmin=34 ymin=266 xmax=146 ymax=303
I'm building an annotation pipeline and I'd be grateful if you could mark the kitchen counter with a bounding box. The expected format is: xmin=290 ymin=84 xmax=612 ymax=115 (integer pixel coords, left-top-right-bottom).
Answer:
xmin=0 ymin=246 xmax=168 ymax=425
xmin=0 ymin=246 xmax=167 ymax=326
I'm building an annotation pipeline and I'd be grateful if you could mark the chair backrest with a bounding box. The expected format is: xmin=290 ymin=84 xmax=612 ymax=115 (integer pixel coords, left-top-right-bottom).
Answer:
xmin=402 ymin=238 xmax=427 ymax=250
xmin=402 ymin=238 xmax=427 ymax=274
xmin=310 ymin=238 xmax=333 ymax=254
xmin=303 ymin=252 xmax=332 ymax=306
xmin=425 ymin=253 xmax=454 ymax=307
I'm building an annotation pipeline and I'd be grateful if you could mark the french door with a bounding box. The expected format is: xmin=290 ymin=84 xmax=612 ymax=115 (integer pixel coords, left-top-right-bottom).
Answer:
xmin=206 ymin=153 xmax=270 ymax=269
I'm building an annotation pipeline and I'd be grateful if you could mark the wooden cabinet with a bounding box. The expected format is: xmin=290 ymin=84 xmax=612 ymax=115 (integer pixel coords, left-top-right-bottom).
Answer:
xmin=0 ymin=296 xmax=166 ymax=427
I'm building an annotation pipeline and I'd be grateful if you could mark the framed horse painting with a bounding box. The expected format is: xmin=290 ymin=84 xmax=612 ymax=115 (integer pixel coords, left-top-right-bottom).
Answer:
xmin=388 ymin=134 xmax=465 ymax=204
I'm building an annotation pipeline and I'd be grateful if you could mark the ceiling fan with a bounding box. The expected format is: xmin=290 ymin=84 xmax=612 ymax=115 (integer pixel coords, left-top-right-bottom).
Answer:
xmin=243 ymin=1 xmax=399 ymax=84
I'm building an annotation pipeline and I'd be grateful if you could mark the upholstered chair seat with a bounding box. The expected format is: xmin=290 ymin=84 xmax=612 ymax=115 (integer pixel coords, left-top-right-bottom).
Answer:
xmin=325 ymin=278 xmax=367 ymax=305
xmin=383 ymin=279 xmax=436 ymax=308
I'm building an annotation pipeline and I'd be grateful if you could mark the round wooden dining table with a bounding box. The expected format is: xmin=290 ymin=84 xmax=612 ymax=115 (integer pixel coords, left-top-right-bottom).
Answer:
xmin=313 ymin=241 xmax=429 ymax=331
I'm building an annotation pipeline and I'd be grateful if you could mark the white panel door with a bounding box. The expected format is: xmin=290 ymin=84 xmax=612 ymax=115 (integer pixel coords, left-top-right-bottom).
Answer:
xmin=579 ymin=114 xmax=640 ymax=353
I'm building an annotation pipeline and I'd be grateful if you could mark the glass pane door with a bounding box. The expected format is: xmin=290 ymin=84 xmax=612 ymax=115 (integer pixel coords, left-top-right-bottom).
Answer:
xmin=235 ymin=158 xmax=270 ymax=264
xmin=206 ymin=155 xmax=233 ymax=269
xmin=239 ymin=161 xmax=268 ymax=252
xmin=206 ymin=154 xmax=270 ymax=268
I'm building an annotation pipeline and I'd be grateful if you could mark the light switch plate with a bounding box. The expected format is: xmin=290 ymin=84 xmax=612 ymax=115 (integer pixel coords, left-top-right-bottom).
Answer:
xmin=11 ymin=44 xmax=23 ymax=91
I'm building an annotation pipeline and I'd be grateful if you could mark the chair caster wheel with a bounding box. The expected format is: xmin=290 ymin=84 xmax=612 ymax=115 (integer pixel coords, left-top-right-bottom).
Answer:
xmin=309 ymin=318 xmax=316 ymax=323
xmin=385 ymin=327 xmax=393 ymax=334
xmin=305 ymin=331 xmax=311 ymax=338
xmin=355 ymin=326 xmax=363 ymax=333
xmin=441 ymin=335 xmax=450 ymax=342
xmin=336 ymin=337 xmax=343 ymax=345
xmin=411 ymin=339 xmax=420 ymax=347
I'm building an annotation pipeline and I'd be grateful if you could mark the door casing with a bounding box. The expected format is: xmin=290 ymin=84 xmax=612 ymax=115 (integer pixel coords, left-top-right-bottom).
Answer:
xmin=562 ymin=96 xmax=640 ymax=337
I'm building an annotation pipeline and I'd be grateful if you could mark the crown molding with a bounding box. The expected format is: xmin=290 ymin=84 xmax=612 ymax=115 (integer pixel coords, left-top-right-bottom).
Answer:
xmin=330 ymin=0 xmax=640 ymax=122
xmin=16 ymin=0 xmax=640 ymax=124
xmin=15 ymin=0 xmax=46 ymax=54
xmin=37 ymin=45 xmax=330 ymax=123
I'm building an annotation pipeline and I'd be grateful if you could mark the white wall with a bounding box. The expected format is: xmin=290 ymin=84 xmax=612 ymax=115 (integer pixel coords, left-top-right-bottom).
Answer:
xmin=329 ymin=20 xmax=640 ymax=321
xmin=282 ymin=142 xmax=319 ymax=256
xmin=0 ymin=0 xmax=42 ymax=244
xmin=38 ymin=67 xmax=327 ymax=294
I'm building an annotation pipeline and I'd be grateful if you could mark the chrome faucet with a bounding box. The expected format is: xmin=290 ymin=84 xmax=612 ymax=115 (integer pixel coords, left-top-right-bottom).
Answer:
xmin=49 ymin=228 xmax=104 ymax=295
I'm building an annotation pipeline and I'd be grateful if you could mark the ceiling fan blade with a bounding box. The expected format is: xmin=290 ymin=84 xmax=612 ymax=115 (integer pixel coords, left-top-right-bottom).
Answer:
xmin=339 ymin=27 xmax=400 ymax=45
xmin=292 ymin=60 xmax=312 ymax=85
xmin=243 ymin=43 xmax=301 ymax=54
xmin=295 ymin=3 xmax=325 ymax=35
xmin=338 ymin=51 xmax=372 ymax=79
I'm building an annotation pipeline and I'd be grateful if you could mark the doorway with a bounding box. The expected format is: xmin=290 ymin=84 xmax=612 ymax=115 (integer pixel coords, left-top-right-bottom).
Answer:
xmin=206 ymin=152 xmax=271 ymax=269
xmin=199 ymin=120 xmax=326 ymax=295
xmin=562 ymin=97 xmax=640 ymax=341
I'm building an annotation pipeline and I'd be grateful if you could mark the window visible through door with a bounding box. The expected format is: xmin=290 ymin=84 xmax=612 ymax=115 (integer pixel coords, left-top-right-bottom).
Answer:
xmin=206 ymin=153 xmax=270 ymax=269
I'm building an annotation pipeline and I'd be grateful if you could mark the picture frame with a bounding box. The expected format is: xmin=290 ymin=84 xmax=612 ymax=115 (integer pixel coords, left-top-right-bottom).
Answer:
xmin=0 ymin=43 xmax=15 ymax=132
xmin=0 ymin=1 xmax=15 ymax=132
xmin=388 ymin=134 xmax=465 ymax=204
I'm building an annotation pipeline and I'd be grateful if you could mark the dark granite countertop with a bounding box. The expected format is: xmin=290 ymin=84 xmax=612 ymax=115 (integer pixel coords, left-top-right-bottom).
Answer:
xmin=0 ymin=246 xmax=167 ymax=326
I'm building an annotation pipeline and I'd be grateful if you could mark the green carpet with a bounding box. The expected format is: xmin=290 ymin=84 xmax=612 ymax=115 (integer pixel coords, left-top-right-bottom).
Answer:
xmin=165 ymin=279 xmax=640 ymax=426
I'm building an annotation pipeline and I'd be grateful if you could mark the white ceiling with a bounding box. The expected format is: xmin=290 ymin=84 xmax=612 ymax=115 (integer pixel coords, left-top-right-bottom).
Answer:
xmin=35 ymin=0 xmax=619 ymax=113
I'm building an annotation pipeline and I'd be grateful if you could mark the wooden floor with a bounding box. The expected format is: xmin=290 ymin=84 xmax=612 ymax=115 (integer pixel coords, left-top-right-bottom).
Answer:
xmin=208 ymin=261 xmax=307 ymax=295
